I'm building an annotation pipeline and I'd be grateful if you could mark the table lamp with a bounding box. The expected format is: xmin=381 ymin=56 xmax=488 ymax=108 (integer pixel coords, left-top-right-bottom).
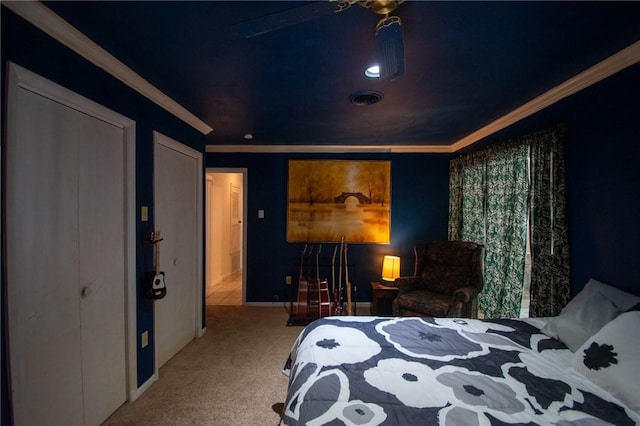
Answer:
xmin=381 ymin=255 xmax=401 ymax=283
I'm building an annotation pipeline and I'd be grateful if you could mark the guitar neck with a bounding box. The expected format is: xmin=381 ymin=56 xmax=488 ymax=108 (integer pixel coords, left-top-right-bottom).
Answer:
xmin=316 ymin=244 xmax=321 ymax=281
xmin=152 ymin=231 xmax=162 ymax=275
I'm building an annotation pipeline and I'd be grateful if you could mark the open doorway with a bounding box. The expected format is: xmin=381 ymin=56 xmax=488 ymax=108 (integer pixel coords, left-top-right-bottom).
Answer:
xmin=205 ymin=169 xmax=246 ymax=305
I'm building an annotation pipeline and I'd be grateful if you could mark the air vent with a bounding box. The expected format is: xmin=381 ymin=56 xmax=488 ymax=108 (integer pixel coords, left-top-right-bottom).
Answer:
xmin=349 ymin=90 xmax=383 ymax=106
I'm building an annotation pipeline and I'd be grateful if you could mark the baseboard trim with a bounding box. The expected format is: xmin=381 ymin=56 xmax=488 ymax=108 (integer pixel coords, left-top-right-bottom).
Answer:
xmin=129 ymin=373 xmax=157 ymax=402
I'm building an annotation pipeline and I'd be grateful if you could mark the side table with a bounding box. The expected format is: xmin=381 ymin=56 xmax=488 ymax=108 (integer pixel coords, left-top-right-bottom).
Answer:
xmin=370 ymin=281 xmax=399 ymax=316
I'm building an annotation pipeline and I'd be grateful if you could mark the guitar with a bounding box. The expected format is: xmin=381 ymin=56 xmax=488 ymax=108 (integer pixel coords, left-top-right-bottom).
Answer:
xmin=344 ymin=239 xmax=352 ymax=315
xmin=315 ymin=245 xmax=331 ymax=317
xmin=306 ymin=245 xmax=321 ymax=318
xmin=148 ymin=231 xmax=167 ymax=299
xmin=293 ymin=244 xmax=308 ymax=317
xmin=331 ymin=244 xmax=338 ymax=315
xmin=334 ymin=236 xmax=345 ymax=316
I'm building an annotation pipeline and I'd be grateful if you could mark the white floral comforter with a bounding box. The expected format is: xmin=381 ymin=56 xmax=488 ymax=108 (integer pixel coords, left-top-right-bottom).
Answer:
xmin=281 ymin=316 xmax=639 ymax=426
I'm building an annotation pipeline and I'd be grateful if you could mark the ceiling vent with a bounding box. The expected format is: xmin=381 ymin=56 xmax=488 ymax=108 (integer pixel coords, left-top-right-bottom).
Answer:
xmin=349 ymin=90 xmax=383 ymax=106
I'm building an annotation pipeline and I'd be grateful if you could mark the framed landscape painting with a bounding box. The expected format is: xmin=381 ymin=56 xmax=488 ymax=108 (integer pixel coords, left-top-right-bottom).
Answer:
xmin=287 ymin=159 xmax=391 ymax=243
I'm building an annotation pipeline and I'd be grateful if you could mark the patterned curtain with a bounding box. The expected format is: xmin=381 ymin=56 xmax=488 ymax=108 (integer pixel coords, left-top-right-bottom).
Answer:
xmin=480 ymin=143 xmax=529 ymax=318
xmin=449 ymin=151 xmax=486 ymax=243
xmin=449 ymin=125 xmax=568 ymax=318
xmin=528 ymin=124 xmax=570 ymax=316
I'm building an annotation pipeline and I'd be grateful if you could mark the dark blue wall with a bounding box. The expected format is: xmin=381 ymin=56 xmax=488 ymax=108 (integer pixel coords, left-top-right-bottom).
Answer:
xmin=205 ymin=152 xmax=452 ymax=303
xmin=562 ymin=64 xmax=640 ymax=296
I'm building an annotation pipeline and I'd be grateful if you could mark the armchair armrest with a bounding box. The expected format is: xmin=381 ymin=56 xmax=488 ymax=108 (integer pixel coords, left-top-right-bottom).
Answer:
xmin=446 ymin=286 xmax=480 ymax=318
xmin=452 ymin=286 xmax=479 ymax=304
xmin=394 ymin=276 xmax=425 ymax=296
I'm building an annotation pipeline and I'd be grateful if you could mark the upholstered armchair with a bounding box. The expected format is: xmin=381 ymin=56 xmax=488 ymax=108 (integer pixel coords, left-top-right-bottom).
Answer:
xmin=392 ymin=241 xmax=485 ymax=318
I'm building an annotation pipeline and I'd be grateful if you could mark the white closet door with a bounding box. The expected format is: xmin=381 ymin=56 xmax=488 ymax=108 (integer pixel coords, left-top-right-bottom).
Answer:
xmin=154 ymin=136 xmax=199 ymax=368
xmin=7 ymin=79 xmax=127 ymax=425
xmin=78 ymin=114 xmax=127 ymax=425
xmin=7 ymin=88 xmax=85 ymax=426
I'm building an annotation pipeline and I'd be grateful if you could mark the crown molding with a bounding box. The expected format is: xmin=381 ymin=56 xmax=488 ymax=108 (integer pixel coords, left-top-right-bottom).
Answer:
xmin=3 ymin=1 xmax=213 ymax=135
xmin=205 ymin=144 xmax=455 ymax=154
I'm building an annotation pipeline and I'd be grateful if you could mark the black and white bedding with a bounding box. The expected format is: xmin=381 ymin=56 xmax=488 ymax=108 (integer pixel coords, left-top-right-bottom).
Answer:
xmin=281 ymin=311 xmax=639 ymax=425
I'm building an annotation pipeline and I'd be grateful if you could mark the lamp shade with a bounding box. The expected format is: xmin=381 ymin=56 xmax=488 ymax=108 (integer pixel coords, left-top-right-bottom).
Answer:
xmin=381 ymin=255 xmax=401 ymax=282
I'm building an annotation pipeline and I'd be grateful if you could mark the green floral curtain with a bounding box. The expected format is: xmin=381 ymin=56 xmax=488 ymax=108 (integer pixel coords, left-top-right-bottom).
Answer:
xmin=449 ymin=151 xmax=486 ymax=243
xmin=529 ymin=124 xmax=570 ymax=316
xmin=449 ymin=124 xmax=569 ymax=318
xmin=480 ymin=143 xmax=529 ymax=318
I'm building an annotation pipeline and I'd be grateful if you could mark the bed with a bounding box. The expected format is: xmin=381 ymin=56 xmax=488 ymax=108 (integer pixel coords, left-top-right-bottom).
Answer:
xmin=281 ymin=279 xmax=640 ymax=425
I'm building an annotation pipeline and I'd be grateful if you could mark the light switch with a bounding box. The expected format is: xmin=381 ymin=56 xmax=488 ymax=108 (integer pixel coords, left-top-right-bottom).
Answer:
xmin=141 ymin=206 xmax=149 ymax=222
xmin=258 ymin=209 xmax=265 ymax=219
xmin=141 ymin=330 xmax=149 ymax=348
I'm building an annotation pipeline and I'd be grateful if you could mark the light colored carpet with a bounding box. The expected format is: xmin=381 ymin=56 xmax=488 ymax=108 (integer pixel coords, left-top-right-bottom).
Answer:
xmin=103 ymin=305 xmax=303 ymax=425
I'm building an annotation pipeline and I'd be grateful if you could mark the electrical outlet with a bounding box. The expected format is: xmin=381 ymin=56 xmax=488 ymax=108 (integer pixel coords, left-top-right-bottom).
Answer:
xmin=285 ymin=275 xmax=292 ymax=285
xmin=273 ymin=294 xmax=279 ymax=303
xmin=141 ymin=330 xmax=149 ymax=348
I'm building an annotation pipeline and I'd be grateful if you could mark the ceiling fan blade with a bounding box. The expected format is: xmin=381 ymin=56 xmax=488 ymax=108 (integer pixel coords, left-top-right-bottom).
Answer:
xmin=375 ymin=15 xmax=405 ymax=80
xmin=231 ymin=2 xmax=340 ymax=38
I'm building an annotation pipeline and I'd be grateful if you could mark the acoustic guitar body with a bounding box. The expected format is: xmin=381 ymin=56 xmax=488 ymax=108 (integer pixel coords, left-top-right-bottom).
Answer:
xmin=146 ymin=270 xmax=167 ymax=299
xmin=293 ymin=278 xmax=308 ymax=317
xmin=306 ymin=279 xmax=320 ymax=319
xmin=318 ymin=279 xmax=331 ymax=317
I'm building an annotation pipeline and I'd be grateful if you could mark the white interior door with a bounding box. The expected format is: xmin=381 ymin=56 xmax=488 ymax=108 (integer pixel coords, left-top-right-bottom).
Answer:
xmin=78 ymin=114 xmax=127 ymax=425
xmin=7 ymin=85 xmax=85 ymax=426
xmin=6 ymin=65 xmax=128 ymax=425
xmin=230 ymin=184 xmax=241 ymax=256
xmin=154 ymin=132 xmax=202 ymax=368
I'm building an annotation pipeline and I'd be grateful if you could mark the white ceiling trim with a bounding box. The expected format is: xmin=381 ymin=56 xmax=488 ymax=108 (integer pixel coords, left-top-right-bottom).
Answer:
xmin=8 ymin=2 xmax=638 ymax=151
xmin=205 ymin=144 xmax=455 ymax=154
xmin=4 ymin=1 xmax=214 ymax=135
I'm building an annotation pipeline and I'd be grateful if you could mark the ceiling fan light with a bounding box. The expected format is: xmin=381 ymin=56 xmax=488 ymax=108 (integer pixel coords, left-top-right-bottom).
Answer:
xmin=365 ymin=65 xmax=380 ymax=78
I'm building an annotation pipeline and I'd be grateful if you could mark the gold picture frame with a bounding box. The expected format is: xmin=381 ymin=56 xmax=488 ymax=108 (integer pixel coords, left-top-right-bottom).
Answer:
xmin=287 ymin=159 xmax=391 ymax=243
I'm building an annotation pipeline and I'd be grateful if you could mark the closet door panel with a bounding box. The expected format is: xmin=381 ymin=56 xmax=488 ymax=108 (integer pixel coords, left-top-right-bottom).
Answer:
xmin=7 ymin=88 xmax=84 ymax=425
xmin=78 ymin=115 xmax=127 ymax=425
xmin=154 ymin=140 xmax=198 ymax=368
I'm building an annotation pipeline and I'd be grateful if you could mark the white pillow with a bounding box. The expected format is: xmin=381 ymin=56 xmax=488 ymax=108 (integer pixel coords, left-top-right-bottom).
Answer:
xmin=578 ymin=278 xmax=640 ymax=311
xmin=541 ymin=290 xmax=622 ymax=352
xmin=570 ymin=311 xmax=640 ymax=413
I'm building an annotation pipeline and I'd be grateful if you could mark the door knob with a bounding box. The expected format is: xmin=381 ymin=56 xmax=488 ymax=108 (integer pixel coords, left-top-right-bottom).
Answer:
xmin=81 ymin=286 xmax=91 ymax=299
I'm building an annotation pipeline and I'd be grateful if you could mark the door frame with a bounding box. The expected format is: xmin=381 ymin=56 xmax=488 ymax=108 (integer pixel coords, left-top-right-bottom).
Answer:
xmin=152 ymin=132 xmax=204 ymax=376
xmin=205 ymin=168 xmax=248 ymax=304
xmin=4 ymin=63 xmax=139 ymax=402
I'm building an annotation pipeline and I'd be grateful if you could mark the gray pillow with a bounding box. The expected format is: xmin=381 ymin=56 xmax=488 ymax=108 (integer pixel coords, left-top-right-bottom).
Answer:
xmin=542 ymin=290 xmax=622 ymax=352
xmin=582 ymin=278 xmax=640 ymax=311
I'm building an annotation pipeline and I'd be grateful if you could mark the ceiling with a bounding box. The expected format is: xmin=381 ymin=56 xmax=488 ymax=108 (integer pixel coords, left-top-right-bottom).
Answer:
xmin=31 ymin=1 xmax=640 ymax=151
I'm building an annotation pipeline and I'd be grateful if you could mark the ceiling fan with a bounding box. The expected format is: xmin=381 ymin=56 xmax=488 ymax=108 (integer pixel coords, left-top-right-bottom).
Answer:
xmin=231 ymin=0 xmax=406 ymax=81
